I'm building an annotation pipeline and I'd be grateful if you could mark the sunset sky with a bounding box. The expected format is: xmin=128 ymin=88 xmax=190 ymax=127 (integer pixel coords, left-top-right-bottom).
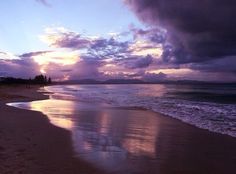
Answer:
xmin=0 ymin=0 xmax=236 ymax=82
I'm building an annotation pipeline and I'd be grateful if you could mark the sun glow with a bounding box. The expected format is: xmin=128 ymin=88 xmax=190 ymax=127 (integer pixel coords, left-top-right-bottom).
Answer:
xmin=148 ymin=68 xmax=194 ymax=76
xmin=33 ymin=51 xmax=79 ymax=66
xmin=40 ymin=68 xmax=46 ymax=74
xmin=129 ymin=40 xmax=163 ymax=57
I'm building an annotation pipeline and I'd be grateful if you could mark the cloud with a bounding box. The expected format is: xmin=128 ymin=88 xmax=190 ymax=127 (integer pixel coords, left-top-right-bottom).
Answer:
xmin=0 ymin=58 xmax=40 ymax=78
xmin=0 ymin=51 xmax=19 ymax=60
xmin=70 ymin=58 xmax=103 ymax=80
xmin=39 ymin=56 xmax=103 ymax=81
xmin=35 ymin=0 xmax=51 ymax=7
xmin=40 ymin=27 xmax=164 ymax=60
xmin=19 ymin=51 xmax=52 ymax=58
xmin=40 ymin=28 xmax=131 ymax=60
xmin=125 ymin=0 xmax=236 ymax=66
xmin=0 ymin=51 xmax=40 ymax=78
xmin=31 ymin=51 xmax=79 ymax=65
xmin=22 ymin=26 xmax=232 ymax=81
xmin=123 ymin=55 xmax=153 ymax=69
xmin=39 ymin=27 xmax=236 ymax=81
xmin=130 ymin=27 xmax=167 ymax=44
xmin=40 ymin=28 xmax=91 ymax=49
xmin=88 ymin=38 xmax=130 ymax=59
xmin=132 ymin=55 xmax=153 ymax=68
xmin=189 ymin=56 xmax=236 ymax=73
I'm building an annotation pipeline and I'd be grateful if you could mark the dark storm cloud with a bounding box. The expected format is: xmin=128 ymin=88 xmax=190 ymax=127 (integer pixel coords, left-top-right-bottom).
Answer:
xmin=189 ymin=56 xmax=236 ymax=73
xmin=125 ymin=0 xmax=236 ymax=65
xmin=130 ymin=27 xmax=166 ymax=44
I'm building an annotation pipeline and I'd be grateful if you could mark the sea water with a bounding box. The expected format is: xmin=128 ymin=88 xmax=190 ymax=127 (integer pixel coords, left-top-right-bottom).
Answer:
xmin=7 ymin=84 xmax=236 ymax=173
xmin=38 ymin=84 xmax=236 ymax=137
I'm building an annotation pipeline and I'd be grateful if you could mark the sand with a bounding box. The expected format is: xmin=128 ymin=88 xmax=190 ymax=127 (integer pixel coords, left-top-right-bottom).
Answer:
xmin=0 ymin=85 xmax=236 ymax=174
xmin=0 ymin=85 xmax=104 ymax=174
xmin=137 ymin=109 xmax=236 ymax=174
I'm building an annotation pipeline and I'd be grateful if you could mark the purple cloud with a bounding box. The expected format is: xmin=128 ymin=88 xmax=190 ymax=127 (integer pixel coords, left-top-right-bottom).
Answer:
xmin=42 ymin=30 xmax=91 ymax=49
xmin=122 ymin=55 xmax=153 ymax=69
xmin=130 ymin=27 xmax=167 ymax=44
xmin=125 ymin=0 xmax=236 ymax=63
xmin=19 ymin=51 xmax=52 ymax=58
xmin=88 ymin=38 xmax=130 ymax=59
xmin=0 ymin=58 xmax=40 ymax=78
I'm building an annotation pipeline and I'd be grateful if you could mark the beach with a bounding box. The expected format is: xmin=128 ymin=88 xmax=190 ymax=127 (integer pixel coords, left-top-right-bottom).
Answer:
xmin=0 ymin=85 xmax=104 ymax=174
xmin=0 ymin=85 xmax=236 ymax=174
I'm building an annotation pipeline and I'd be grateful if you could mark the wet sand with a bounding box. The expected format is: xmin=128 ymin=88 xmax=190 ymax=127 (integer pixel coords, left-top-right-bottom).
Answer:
xmin=0 ymin=85 xmax=236 ymax=174
xmin=61 ymin=107 xmax=236 ymax=174
xmin=134 ymin=109 xmax=236 ymax=174
xmin=0 ymin=85 xmax=104 ymax=174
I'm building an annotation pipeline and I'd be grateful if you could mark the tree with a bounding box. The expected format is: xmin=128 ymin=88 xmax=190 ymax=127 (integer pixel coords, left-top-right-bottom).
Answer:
xmin=34 ymin=74 xmax=47 ymax=84
xmin=48 ymin=77 xmax=52 ymax=84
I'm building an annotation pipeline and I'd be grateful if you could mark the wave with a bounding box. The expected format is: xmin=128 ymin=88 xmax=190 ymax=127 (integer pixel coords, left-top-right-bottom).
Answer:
xmin=45 ymin=85 xmax=236 ymax=137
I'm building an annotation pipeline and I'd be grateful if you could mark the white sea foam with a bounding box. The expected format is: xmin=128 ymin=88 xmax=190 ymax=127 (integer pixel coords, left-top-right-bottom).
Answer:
xmin=46 ymin=85 xmax=236 ymax=137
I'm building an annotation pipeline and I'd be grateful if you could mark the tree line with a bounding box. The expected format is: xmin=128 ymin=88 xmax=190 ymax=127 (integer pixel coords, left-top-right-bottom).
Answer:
xmin=0 ymin=74 xmax=52 ymax=85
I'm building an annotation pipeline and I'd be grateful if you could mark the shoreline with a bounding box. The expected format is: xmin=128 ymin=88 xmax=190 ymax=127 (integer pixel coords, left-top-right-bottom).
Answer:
xmin=0 ymin=85 xmax=105 ymax=174
xmin=4 ymin=85 xmax=236 ymax=139
xmin=1 ymin=85 xmax=236 ymax=174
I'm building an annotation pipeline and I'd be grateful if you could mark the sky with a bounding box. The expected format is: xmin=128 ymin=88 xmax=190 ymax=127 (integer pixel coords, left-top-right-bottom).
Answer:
xmin=0 ymin=0 xmax=236 ymax=82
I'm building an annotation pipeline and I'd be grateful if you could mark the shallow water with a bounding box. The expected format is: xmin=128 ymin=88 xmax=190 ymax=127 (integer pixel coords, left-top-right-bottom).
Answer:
xmin=7 ymin=84 xmax=236 ymax=173
xmin=41 ymin=84 xmax=236 ymax=137
xmin=8 ymin=98 xmax=164 ymax=173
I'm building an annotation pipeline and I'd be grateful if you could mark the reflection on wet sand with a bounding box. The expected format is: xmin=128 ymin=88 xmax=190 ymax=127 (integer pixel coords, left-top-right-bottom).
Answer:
xmin=122 ymin=114 xmax=159 ymax=158
xmin=12 ymin=99 xmax=161 ymax=173
xmin=7 ymin=84 xmax=236 ymax=174
xmin=29 ymin=99 xmax=75 ymax=130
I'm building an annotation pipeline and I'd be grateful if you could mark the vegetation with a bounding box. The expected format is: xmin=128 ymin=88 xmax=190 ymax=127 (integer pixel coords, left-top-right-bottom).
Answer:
xmin=0 ymin=74 xmax=52 ymax=85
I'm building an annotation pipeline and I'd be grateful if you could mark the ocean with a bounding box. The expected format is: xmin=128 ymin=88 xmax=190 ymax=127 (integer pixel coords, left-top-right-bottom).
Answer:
xmin=34 ymin=84 xmax=236 ymax=137
xmin=7 ymin=84 xmax=236 ymax=172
